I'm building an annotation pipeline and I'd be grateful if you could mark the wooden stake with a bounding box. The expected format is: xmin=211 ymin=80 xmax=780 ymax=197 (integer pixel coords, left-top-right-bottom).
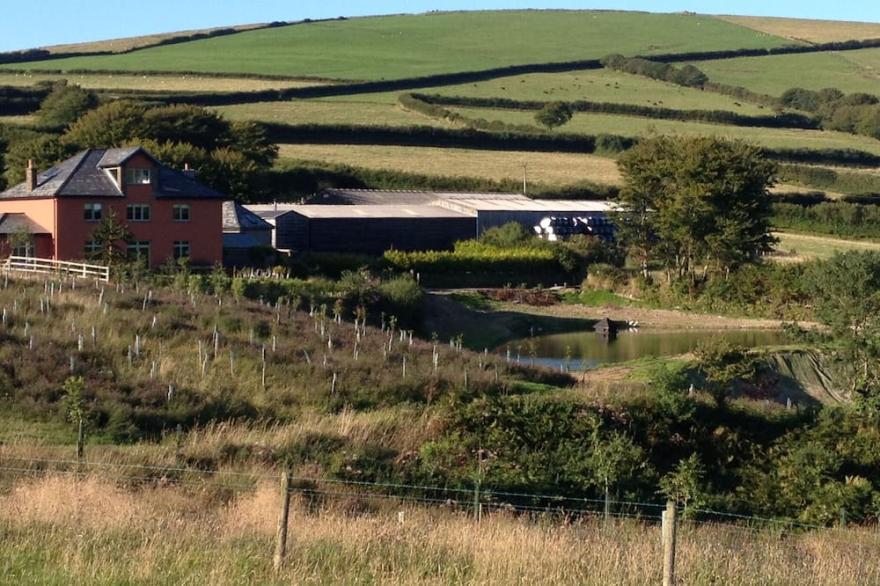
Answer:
xmin=273 ymin=471 xmax=292 ymax=572
xmin=662 ymin=500 xmax=677 ymax=586
xmin=76 ymin=417 xmax=84 ymax=461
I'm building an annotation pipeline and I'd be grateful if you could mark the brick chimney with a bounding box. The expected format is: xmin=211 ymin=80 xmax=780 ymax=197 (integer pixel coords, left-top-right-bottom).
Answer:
xmin=25 ymin=159 xmax=37 ymax=191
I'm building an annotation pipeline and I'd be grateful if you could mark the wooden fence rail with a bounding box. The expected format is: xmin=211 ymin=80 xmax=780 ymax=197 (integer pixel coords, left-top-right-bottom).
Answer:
xmin=1 ymin=256 xmax=110 ymax=282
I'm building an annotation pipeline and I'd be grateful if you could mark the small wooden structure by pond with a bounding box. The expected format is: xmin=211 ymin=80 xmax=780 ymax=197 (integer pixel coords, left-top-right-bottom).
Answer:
xmin=594 ymin=317 xmax=618 ymax=338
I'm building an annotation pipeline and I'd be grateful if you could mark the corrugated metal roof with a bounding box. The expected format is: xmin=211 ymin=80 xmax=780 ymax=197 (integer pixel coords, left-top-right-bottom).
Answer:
xmin=436 ymin=198 xmax=618 ymax=214
xmin=246 ymin=203 xmax=472 ymax=219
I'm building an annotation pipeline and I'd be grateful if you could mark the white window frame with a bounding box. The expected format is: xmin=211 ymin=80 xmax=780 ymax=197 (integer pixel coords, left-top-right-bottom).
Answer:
xmin=84 ymin=239 xmax=101 ymax=258
xmin=127 ymin=204 xmax=151 ymax=222
xmin=172 ymin=240 xmax=190 ymax=260
xmin=173 ymin=204 xmax=191 ymax=222
xmin=84 ymin=203 xmax=103 ymax=222
xmin=125 ymin=168 xmax=152 ymax=185
xmin=127 ymin=241 xmax=150 ymax=264
xmin=11 ymin=240 xmax=34 ymax=258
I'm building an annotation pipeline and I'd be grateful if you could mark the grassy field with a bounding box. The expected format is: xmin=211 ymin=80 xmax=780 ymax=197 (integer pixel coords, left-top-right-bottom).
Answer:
xmin=2 ymin=11 xmax=793 ymax=80
xmin=0 ymin=71 xmax=327 ymax=91
xmin=448 ymin=107 xmax=880 ymax=154
xmin=428 ymin=68 xmax=770 ymax=114
xmin=277 ymin=144 xmax=624 ymax=186
xmin=0 ymin=115 xmax=36 ymax=126
xmin=216 ymin=98 xmax=455 ymax=128
xmin=691 ymin=48 xmax=880 ymax=96
xmin=772 ymin=231 xmax=880 ymax=261
xmin=1 ymin=474 xmax=876 ymax=585
xmin=718 ymin=15 xmax=880 ymax=43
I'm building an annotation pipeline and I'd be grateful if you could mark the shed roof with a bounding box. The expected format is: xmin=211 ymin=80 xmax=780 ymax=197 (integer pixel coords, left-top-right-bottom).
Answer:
xmin=248 ymin=203 xmax=472 ymax=219
xmin=0 ymin=213 xmax=50 ymax=234
xmin=223 ymin=201 xmax=273 ymax=232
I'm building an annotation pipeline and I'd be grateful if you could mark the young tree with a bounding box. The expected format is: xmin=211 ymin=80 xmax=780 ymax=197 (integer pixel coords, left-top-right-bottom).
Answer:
xmin=588 ymin=430 xmax=649 ymax=514
xmin=660 ymin=454 xmax=706 ymax=513
xmin=535 ymin=101 xmax=573 ymax=130
xmin=88 ymin=209 xmax=133 ymax=266
xmin=615 ymin=136 xmax=776 ymax=281
xmin=62 ymin=375 xmax=88 ymax=459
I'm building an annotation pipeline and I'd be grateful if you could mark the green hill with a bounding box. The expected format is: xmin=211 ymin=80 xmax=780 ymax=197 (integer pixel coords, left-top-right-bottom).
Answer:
xmin=4 ymin=11 xmax=794 ymax=80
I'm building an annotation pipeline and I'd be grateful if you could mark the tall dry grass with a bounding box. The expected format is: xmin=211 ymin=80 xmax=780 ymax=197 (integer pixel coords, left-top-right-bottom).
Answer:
xmin=1 ymin=474 xmax=877 ymax=585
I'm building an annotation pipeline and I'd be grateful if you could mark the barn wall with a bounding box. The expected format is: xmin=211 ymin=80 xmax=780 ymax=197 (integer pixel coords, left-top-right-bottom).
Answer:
xmin=303 ymin=217 xmax=475 ymax=254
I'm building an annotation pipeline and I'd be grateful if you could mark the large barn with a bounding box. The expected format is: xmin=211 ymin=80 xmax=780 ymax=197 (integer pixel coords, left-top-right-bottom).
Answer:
xmin=245 ymin=189 xmax=616 ymax=254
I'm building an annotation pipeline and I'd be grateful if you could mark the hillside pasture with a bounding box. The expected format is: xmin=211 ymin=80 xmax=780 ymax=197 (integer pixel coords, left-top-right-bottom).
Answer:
xmin=718 ymin=15 xmax=880 ymax=43
xmin=1 ymin=11 xmax=793 ymax=80
xmin=0 ymin=72 xmax=328 ymax=92
xmin=691 ymin=49 xmax=880 ymax=96
xmin=428 ymin=68 xmax=771 ymax=114
xmin=277 ymin=144 xmax=623 ymax=186
xmin=216 ymin=98 xmax=455 ymax=128
xmin=448 ymin=107 xmax=880 ymax=154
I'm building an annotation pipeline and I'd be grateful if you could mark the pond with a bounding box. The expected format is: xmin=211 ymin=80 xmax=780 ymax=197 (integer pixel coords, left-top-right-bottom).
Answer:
xmin=502 ymin=328 xmax=790 ymax=370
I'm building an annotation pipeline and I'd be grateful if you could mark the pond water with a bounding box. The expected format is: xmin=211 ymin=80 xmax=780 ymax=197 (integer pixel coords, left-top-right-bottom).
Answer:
xmin=502 ymin=328 xmax=790 ymax=370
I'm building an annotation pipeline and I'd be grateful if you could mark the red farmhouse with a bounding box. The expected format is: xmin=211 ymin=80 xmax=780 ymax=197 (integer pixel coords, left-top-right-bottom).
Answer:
xmin=0 ymin=147 xmax=224 ymax=267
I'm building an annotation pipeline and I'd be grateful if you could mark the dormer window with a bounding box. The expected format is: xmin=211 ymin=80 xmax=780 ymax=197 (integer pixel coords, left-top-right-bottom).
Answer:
xmin=125 ymin=168 xmax=152 ymax=185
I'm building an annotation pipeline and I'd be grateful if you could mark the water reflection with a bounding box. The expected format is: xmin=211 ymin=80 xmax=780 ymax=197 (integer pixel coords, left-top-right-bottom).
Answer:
xmin=504 ymin=329 xmax=789 ymax=370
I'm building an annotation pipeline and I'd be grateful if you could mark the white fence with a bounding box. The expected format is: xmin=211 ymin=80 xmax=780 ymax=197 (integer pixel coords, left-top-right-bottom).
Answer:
xmin=1 ymin=256 xmax=110 ymax=282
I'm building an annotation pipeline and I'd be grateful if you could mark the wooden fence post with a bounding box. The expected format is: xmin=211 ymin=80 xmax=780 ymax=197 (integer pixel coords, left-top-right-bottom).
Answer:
xmin=76 ymin=417 xmax=85 ymax=461
xmin=662 ymin=500 xmax=677 ymax=586
xmin=273 ymin=471 xmax=292 ymax=572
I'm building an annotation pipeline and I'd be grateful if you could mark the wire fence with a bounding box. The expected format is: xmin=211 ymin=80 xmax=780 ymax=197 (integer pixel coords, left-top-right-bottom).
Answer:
xmin=0 ymin=455 xmax=865 ymax=534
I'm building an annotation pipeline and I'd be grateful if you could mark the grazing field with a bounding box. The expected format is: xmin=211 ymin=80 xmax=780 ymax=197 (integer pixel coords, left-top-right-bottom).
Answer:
xmin=216 ymin=98 xmax=455 ymax=128
xmin=0 ymin=475 xmax=876 ymax=586
xmin=772 ymin=231 xmax=880 ymax=261
xmin=277 ymin=144 xmax=623 ymax=186
xmin=691 ymin=49 xmax=880 ymax=96
xmin=428 ymin=68 xmax=770 ymax=114
xmin=448 ymin=107 xmax=880 ymax=154
xmin=2 ymin=11 xmax=793 ymax=80
xmin=718 ymin=15 xmax=880 ymax=43
xmin=0 ymin=72 xmax=327 ymax=91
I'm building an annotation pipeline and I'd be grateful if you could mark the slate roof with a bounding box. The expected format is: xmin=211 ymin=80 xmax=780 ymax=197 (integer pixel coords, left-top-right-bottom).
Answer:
xmin=0 ymin=213 xmax=50 ymax=234
xmin=223 ymin=201 xmax=272 ymax=232
xmin=0 ymin=147 xmax=225 ymax=200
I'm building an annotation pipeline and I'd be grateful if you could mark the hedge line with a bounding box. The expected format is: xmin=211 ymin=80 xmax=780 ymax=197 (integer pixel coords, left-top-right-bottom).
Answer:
xmin=265 ymin=159 xmax=619 ymax=201
xmin=772 ymin=201 xmax=880 ymax=239
xmin=384 ymin=242 xmax=562 ymax=274
xmin=0 ymin=85 xmax=51 ymax=115
xmin=263 ymin=122 xmax=636 ymax=154
xmin=778 ymin=164 xmax=880 ymax=194
xmin=412 ymin=93 xmax=819 ymax=130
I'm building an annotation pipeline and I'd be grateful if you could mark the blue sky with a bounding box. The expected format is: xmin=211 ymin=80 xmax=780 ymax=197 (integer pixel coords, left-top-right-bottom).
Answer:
xmin=1 ymin=1 xmax=878 ymax=52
